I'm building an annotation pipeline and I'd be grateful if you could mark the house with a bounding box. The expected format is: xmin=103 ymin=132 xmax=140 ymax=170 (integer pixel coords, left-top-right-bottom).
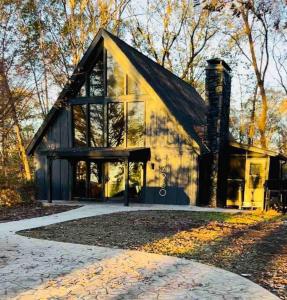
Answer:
xmin=27 ymin=29 xmax=287 ymax=209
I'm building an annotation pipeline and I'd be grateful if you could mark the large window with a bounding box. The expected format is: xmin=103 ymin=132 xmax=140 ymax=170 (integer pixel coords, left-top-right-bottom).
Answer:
xmin=73 ymin=101 xmax=144 ymax=148
xmin=107 ymin=52 xmax=125 ymax=97
xmin=73 ymin=105 xmax=87 ymax=147
xmin=90 ymin=104 xmax=105 ymax=147
xmin=76 ymin=50 xmax=144 ymax=98
xmin=108 ymin=102 xmax=125 ymax=147
xmin=127 ymin=102 xmax=145 ymax=147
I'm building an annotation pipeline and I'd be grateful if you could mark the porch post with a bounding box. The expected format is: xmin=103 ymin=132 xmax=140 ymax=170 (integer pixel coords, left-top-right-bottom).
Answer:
xmin=124 ymin=158 xmax=129 ymax=206
xmin=68 ymin=160 xmax=73 ymax=201
xmin=47 ymin=157 xmax=53 ymax=203
xmin=142 ymin=162 xmax=147 ymax=202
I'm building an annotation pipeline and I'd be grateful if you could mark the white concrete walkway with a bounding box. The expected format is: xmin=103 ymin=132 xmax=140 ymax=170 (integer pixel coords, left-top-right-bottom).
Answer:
xmin=0 ymin=204 xmax=278 ymax=299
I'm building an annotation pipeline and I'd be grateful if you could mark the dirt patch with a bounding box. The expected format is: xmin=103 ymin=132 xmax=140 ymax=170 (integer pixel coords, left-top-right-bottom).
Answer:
xmin=0 ymin=203 xmax=80 ymax=223
xmin=19 ymin=210 xmax=287 ymax=299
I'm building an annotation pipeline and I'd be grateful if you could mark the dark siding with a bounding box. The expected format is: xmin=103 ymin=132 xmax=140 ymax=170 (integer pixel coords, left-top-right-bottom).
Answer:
xmin=34 ymin=107 xmax=71 ymax=200
xmin=34 ymin=153 xmax=47 ymax=200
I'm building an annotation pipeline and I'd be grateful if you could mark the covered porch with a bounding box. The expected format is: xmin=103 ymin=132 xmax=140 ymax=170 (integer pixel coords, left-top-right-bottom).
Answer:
xmin=42 ymin=147 xmax=151 ymax=206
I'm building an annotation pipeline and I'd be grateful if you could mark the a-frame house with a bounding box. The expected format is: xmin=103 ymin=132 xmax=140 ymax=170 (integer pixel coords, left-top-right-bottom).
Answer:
xmin=28 ymin=28 xmax=287 ymax=209
xmin=27 ymin=29 xmax=207 ymax=205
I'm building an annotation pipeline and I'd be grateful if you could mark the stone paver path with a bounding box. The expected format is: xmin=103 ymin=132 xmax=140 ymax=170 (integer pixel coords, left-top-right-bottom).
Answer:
xmin=0 ymin=203 xmax=279 ymax=299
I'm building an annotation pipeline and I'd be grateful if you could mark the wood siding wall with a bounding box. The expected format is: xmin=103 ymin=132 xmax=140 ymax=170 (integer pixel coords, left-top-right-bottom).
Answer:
xmin=145 ymin=95 xmax=199 ymax=205
xmin=34 ymin=107 xmax=72 ymax=200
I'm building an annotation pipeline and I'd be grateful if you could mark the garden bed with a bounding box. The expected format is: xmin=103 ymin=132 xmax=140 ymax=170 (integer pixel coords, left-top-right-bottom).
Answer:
xmin=0 ymin=203 xmax=80 ymax=223
xmin=19 ymin=210 xmax=287 ymax=299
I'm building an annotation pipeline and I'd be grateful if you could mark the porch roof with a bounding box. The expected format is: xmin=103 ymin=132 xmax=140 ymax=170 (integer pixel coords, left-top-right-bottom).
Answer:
xmin=40 ymin=147 xmax=151 ymax=161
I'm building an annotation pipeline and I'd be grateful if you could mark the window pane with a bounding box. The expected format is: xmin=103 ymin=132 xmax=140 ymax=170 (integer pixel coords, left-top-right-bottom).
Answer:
xmin=89 ymin=52 xmax=104 ymax=96
xmin=127 ymin=75 xmax=138 ymax=95
xmin=107 ymin=52 xmax=125 ymax=97
xmin=77 ymin=83 xmax=86 ymax=97
xmin=73 ymin=105 xmax=87 ymax=147
xmin=89 ymin=162 xmax=102 ymax=198
xmin=250 ymin=163 xmax=262 ymax=176
xmin=249 ymin=163 xmax=263 ymax=188
xmin=129 ymin=162 xmax=144 ymax=197
xmin=127 ymin=102 xmax=144 ymax=147
xmin=90 ymin=104 xmax=105 ymax=147
xmin=108 ymin=102 xmax=125 ymax=147
xmin=107 ymin=162 xmax=125 ymax=198
xmin=74 ymin=161 xmax=87 ymax=197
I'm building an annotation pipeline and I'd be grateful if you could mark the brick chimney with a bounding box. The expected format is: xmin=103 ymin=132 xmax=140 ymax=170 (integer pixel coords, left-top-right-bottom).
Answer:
xmin=205 ymin=58 xmax=232 ymax=207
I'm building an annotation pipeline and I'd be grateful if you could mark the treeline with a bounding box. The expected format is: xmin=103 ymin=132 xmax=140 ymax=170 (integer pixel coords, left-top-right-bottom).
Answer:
xmin=0 ymin=0 xmax=286 ymax=183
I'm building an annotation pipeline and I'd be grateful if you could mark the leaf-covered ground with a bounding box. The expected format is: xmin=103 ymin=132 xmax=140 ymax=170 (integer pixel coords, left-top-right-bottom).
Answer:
xmin=0 ymin=204 xmax=80 ymax=223
xmin=19 ymin=210 xmax=287 ymax=299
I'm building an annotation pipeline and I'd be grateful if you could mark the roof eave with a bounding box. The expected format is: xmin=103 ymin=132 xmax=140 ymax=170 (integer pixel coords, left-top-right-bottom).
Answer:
xmin=27 ymin=29 xmax=105 ymax=156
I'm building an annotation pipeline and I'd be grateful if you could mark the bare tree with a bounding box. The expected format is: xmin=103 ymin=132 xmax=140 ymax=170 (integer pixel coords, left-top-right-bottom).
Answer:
xmin=204 ymin=0 xmax=276 ymax=148
xmin=126 ymin=0 xmax=218 ymax=91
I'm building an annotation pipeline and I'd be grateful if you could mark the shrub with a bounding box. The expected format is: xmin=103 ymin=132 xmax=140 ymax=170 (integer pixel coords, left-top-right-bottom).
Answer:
xmin=0 ymin=188 xmax=22 ymax=207
xmin=17 ymin=181 xmax=36 ymax=205
xmin=0 ymin=181 xmax=37 ymax=208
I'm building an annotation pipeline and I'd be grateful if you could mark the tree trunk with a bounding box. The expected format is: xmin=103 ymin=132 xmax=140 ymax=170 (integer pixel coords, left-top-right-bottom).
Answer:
xmin=248 ymin=85 xmax=258 ymax=145
xmin=14 ymin=121 xmax=32 ymax=181
xmin=0 ymin=60 xmax=32 ymax=181
xmin=242 ymin=9 xmax=268 ymax=148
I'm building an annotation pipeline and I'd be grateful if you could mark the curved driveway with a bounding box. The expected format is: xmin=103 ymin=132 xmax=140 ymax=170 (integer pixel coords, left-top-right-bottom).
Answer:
xmin=0 ymin=204 xmax=278 ymax=299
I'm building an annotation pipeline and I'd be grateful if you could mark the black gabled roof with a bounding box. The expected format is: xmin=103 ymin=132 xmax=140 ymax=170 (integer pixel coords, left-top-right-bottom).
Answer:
xmin=27 ymin=28 xmax=208 ymax=155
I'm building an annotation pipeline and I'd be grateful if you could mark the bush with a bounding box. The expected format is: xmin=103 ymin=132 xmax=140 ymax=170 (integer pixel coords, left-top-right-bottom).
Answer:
xmin=17 ymin=181 xmax=36 ymax=205
xmin=0 ymin=188 xmax=22 ymax=207
xmin=0 ymin=181 xmax=36 ymax=208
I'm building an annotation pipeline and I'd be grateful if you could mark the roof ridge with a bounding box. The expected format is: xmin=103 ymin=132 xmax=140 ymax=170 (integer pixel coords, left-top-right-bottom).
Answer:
xmin=103 ymin=30 xmax=205 ymax=101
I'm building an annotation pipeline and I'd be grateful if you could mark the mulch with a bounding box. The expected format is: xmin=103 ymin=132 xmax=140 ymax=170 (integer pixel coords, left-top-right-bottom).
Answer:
xmin=0 ymin=203 xmax=80 ymax=223
xmin=18 ymin=210 xmax=287 ymax=299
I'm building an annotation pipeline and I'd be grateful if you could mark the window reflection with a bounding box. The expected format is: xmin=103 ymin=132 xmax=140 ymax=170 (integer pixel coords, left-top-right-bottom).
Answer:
xmin=107 ymin=162 xmax=125 ymax=198
xmin=127 ymin=75 xmax=138 ymax=95
xmin=90 ymin=52 xmax=104 ymax=96
xmin=74 ymin=161 xmax=87 ymax=197
xmin=127 ymin=102 xmax=144 ymax=147
xmin=73 ymin=101 xmax=145 ymax=149
xmin=108 ymin=102 xmax=125 ymax=147
xmin=107 ymin=52 xmax=125 ymax=97
xmin=129 ymin=162 xmax=144 ymax=198
xmin=89 ymin=162 xmax=102 ymax=198
xmin=90 ymin=104 xmax=105 ymax=147
xmin=73 ymin=105 xmax=87 ymax=147
xmin=77 ymin=83 xmax=86 ymax=97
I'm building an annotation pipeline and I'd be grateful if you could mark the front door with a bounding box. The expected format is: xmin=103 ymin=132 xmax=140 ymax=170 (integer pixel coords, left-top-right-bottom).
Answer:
xmin=74 ymin=160 xmax=103 ymax=200
xmin=244 ymin=158 xmax=269 ymax=209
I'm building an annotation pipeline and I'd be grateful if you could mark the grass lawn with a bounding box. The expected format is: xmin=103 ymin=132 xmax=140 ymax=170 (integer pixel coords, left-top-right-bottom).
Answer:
xmin=19 ymin=210 xmax=287 ymax=299
xmin=0 ymin=203 xmax=80 ymax=223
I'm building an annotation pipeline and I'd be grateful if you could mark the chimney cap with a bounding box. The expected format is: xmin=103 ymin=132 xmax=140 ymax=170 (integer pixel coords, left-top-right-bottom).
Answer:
xmin=207 ymin=58 xmax=231 ymax=72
